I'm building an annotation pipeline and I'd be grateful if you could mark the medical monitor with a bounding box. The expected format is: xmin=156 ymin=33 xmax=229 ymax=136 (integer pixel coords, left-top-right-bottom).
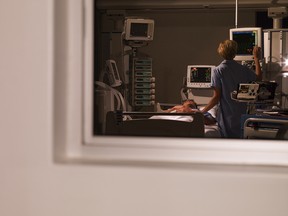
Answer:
xmin=124 ymin=18 xmax=154 ymax=41
xmin=187 ymin=65 xmax=215 ymax=88
xmin=105 ymin=60 xmax=122 ymax=87
xmin=229 ymin=27 xmax=262 ymax=61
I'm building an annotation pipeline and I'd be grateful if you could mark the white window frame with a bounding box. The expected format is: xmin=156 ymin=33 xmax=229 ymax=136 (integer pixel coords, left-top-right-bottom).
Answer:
xmin=53 ymin=0 xmax=288 ymax=167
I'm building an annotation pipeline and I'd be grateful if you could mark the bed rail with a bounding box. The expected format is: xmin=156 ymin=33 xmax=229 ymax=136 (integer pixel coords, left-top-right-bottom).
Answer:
xmin=243 ymin=117 xmax=288 ymax=139
xmin=105 ymin=111 xmax=205 ymax=137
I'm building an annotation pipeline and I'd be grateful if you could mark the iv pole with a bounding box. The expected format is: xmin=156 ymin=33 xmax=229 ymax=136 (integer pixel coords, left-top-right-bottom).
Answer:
xmin=235 ymin=0 xmax=238 ymax=28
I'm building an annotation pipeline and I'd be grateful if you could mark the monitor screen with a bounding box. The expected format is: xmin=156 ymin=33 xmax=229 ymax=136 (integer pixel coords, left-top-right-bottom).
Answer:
xmin=130 ymin=23 xmax=149 ymax=37
xmin=187 ymin=65 xmax=215 ymax=88
xmin=230 ymin=27 xmax=262 ymax=61
xmin=111 ymin=61 xmax=120 ymax=80
xmin=233 ymin=31 xmax=256 ymax=55
xmin=124 ymin=18 xmax=154 ymax=41
xmin=106 ymin=60 xmax=122 ymax=87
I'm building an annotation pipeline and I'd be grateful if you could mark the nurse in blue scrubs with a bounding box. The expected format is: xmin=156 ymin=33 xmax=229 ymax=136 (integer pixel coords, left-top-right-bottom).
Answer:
xmin=201 ymin=40 xmax=262 ymax=138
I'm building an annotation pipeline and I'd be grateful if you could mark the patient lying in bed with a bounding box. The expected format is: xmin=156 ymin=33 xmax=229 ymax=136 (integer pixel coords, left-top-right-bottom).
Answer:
xmin=156 ymin=99 xmax=217 ymax=125
xmin=151 ymin=99 xmax=220 ymax=138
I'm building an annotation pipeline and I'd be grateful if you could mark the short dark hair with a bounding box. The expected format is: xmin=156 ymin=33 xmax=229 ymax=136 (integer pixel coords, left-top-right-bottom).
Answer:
xmin=184 ymin=99 xmax=198 ymax=109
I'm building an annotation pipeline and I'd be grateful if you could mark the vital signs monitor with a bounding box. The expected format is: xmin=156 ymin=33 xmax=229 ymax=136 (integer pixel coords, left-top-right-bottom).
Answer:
xmin=187 ymin=65 xmax=215 ymax=88
xmin=124 ymin=18 xmax=154 ymax=41
xmin=229 ymin=27 xmax=262 ymax=61
xmin=105 ymin=60 xmax=122 ymax=87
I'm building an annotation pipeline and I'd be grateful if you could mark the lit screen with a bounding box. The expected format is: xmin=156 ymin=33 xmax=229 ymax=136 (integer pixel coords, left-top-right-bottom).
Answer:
xmin=232 ymin=31 xmax=256 ymax=55
xmin=130 ymin=23 xmax=148 ymax=37
xmin=190 ymin=67 xmax=212 ymax=83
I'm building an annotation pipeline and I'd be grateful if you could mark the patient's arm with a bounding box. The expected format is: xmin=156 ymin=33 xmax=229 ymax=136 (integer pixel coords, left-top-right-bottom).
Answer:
xmin=165 ymin=103 xmax=198 ymax=113
xmin=164 ymin=105 xmax=216 ymax=125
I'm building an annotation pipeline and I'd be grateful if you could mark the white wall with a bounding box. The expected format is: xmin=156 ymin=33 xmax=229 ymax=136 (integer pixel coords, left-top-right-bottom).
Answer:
xmin=1 ymin=1 xmax=288 ymax=216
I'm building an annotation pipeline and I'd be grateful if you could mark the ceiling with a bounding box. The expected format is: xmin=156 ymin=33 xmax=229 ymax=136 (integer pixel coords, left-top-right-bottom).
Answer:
xmin=96 ymin=0 xmax=288 ymax=10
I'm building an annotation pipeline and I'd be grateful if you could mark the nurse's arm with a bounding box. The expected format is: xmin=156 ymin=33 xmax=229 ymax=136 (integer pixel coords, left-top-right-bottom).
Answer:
xmin=201 ymin=87 xmax=221 ymax=114
xmin=253 ymin=46 xmax=262 ymax=80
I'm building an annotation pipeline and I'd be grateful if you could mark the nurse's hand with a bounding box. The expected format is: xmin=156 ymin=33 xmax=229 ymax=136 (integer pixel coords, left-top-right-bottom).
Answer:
xmin=253 ymin=46 xmax=261 ymax=60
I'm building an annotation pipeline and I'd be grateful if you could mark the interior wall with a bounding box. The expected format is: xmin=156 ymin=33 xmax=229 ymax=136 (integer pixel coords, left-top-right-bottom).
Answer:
xmin=2 ymin=1 xmax=288 ymax=216
xmin=100 ymin=9 xmax=257 ymax=103
xmin=136 ymin=9 xmax=256 ymax=103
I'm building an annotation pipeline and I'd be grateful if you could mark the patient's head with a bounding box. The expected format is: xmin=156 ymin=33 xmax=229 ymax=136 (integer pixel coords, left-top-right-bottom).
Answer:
xmin=183 ymin=99 xmax=197 ymax=109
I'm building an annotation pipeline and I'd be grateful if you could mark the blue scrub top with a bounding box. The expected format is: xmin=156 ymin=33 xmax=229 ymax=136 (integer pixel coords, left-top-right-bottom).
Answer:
xmin=212 ymin=60 xmax=257 ymax=138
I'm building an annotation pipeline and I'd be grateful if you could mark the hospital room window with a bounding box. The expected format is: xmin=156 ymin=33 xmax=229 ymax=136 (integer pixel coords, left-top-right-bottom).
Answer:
xmin=53 ymin=0 xmax=288 ymax=166
xmin=92 ymin=5 xmax=288 ymax=140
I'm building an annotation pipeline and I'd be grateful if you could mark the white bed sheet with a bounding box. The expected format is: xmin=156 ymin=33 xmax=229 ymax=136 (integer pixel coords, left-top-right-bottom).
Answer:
xmin=149 ymin=115 xmax=221 ymax=138
xmin=204 ymin=124 xmax=221 ymax=138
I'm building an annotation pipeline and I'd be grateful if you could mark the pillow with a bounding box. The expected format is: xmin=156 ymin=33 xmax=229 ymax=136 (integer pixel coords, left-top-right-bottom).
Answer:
xmin=199 ymin=104 xmax=218 ymax=119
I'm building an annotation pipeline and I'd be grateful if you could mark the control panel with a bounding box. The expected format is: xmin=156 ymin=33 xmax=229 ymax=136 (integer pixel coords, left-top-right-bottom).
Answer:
xmin=237 ymin=83 xmax=259 ymax=100
xmin=131 ymin=58 xmax=155 ymax=108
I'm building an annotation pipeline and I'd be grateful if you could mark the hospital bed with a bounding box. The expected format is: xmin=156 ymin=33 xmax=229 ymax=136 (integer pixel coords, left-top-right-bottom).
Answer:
xmin=155 ymin=102 xmax=220 ymax=138
xmin=242 ymin=115 xmax=288 ymax=139
xmin=105 ymin=111 xmax=205 ymax=137
xmin=103 ymin=64 xmax=223 ymax=138
xmin=105 ymin=103 xmax=221 ymax=138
